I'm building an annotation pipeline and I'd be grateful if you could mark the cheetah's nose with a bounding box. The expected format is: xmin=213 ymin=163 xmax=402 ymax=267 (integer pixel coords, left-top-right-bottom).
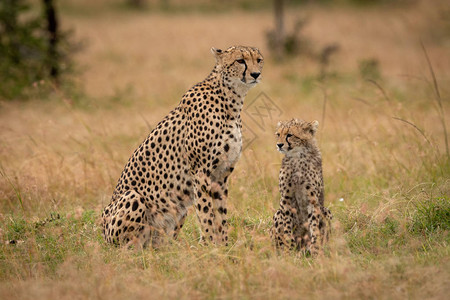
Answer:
xmin=250 ymin=72 xmax=261 ymax=79
xmin=277 ymin=143 xmax=283 ymax=149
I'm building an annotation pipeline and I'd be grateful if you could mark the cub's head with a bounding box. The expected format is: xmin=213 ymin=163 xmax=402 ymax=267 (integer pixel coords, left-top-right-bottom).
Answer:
xmin=211 ymin=46 xmax=264 ymax=88
xmin=275 ymin=119 xmax=319 ymax=154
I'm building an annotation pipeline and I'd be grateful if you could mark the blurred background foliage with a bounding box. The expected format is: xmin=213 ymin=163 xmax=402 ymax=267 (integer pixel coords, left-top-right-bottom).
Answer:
xmin=0 ymin=0 xmax=429 ymax=101
xmin=0 ymin=0 xmax=79 ymax=100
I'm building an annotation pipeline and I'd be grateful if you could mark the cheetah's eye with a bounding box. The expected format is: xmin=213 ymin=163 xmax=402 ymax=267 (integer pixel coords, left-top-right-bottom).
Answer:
xmin=286 ymin=134 xmax=293 ymax=138
xmin=257 ymin=58 xmax=262 ymax=63
xmin=275 ymin=133 xmax=280 ymax=137
xmin=236 ymin=59 xmax=245 ymax=64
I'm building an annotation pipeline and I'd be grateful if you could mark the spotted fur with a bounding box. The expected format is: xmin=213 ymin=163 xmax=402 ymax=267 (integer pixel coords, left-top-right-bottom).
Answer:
xmin=102 ymin=46 xmax=264 ymax=247
xmin=271 ymin=119 xmax=332 ymax=256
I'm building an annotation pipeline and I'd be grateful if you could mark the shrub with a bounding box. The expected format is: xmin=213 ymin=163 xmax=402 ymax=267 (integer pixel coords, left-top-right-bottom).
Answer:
xmin=0 ymin=0 xmax=76 ymax=100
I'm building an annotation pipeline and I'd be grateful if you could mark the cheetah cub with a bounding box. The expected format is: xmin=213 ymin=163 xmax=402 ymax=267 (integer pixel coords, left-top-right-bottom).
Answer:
xmin=271 ymin=119 xmax=332 ymax=256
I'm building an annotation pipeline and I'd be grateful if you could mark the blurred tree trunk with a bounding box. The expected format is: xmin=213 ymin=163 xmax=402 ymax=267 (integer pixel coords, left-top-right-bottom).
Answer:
xmin=273 ymin=0 xmax=285 ymax=59
xmin=2 ymin=0 xmax=20 ymax=64
xmin=43 ymin=0 xmax=59 ymax=81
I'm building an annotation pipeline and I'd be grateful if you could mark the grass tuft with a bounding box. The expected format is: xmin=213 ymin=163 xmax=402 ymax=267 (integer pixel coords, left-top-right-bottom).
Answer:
xmin=410 ymin=196 xmax=450 ymax=235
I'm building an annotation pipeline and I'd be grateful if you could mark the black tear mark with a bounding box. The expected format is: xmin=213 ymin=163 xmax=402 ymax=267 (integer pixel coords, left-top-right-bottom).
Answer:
xmin=286 ymin=135 xmax=292 ymax=150
xmin=242 ymin=60 xmax=248 ymax=83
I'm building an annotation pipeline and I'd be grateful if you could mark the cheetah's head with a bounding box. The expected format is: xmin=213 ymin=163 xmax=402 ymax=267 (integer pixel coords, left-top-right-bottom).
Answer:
xmin=211 ymin=45 xmax=264 ymax=90
xmin=275 ymin=119 xmax=319 ymax=154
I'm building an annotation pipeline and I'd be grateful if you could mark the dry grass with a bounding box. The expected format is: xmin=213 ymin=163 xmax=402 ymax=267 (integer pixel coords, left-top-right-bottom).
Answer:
xmin=1 ymin=0 xmax=449 ymax=299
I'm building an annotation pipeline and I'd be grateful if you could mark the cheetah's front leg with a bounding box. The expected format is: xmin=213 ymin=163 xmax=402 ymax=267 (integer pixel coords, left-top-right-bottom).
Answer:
xmin=307 ymin=193 xmax=323 ymax=256
xmin=193 ymin=172 xmax=227 ymax=244
xmin=271 ymin=208 xmax=295 ymax=250
xmin=320 ymin=206 xmax=333 ymax=245
xmin=212 ymin=178 xmax=229 ymax=245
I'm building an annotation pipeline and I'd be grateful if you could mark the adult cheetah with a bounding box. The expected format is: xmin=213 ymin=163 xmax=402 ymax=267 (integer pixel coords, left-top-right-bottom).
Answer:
xmin=271 ymin=119 xmax=332 ymax=256
xmin=102 ymin=46 xmax=264 ymax=247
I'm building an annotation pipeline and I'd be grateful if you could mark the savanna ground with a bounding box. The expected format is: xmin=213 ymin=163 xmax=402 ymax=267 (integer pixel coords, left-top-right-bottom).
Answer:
xmin=0 ymin=0 xmax=449 ymax=298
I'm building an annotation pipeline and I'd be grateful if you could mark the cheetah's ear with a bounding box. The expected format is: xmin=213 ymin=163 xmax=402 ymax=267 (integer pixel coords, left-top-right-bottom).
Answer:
xmin=211 ymin=47 xmax=223 ymax=61
xmin=310 ymin=120 xmax=319 ymax=135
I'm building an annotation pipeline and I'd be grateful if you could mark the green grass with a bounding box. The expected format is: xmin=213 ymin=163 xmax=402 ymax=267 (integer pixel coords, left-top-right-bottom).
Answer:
xmin=410 ymin=196 xmax=450 ymax=235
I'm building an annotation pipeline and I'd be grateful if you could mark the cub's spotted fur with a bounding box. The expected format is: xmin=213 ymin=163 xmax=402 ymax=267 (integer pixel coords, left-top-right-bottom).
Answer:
xmin=271 ymin=119 xmax=332 ymax=255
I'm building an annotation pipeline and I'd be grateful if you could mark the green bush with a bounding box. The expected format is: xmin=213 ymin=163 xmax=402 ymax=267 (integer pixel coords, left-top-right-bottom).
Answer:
xmin=0 ymin=0 xmax=75 ymax=100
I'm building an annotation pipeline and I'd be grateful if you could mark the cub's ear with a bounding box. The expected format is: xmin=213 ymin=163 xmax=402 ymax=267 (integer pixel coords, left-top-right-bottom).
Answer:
xmin=276 ymin=121 xmax=286 ymax=131
xmin=309 ymin=120 xmax=319 ymax=135
xmin=211 ymin=47 xmax=223 ymax=61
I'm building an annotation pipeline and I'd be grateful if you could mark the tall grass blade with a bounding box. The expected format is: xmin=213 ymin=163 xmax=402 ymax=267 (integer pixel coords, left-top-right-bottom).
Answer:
xmin=367 ymin=79 xmax=391 ymax=102
xmin=392 ymin=117 xmax=435 ymax=151
xmin=420 ymin=41 xmax=449 ymax=158
xmin=0 ymin=165 xmax=24 ymax=212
